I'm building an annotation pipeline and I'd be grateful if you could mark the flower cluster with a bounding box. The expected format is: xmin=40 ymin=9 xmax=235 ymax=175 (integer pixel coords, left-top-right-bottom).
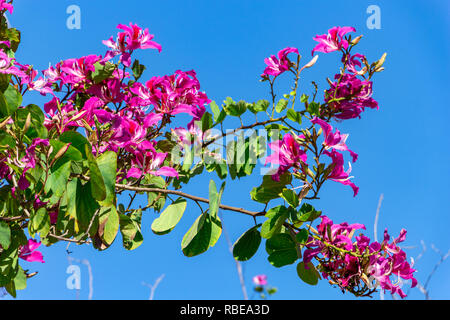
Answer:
xmin=264 ymin=26 xmax=383 ymax=197
xmin=303 ymin=216 xmax=417 ymax=298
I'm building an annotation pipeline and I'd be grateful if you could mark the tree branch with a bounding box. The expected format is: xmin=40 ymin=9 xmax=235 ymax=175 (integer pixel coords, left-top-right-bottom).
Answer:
xmin=115 ymin=184 xmax=265 ymax=217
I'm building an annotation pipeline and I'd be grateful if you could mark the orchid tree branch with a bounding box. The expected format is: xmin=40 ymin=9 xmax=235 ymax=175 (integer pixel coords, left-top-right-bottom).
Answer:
xmin=115 ymin=183 xmax=265 ymax=217
xmin=142 ymin=274 xmax=165 ymax=300
xmin=220 ymin=212 xmax=248 ymax=300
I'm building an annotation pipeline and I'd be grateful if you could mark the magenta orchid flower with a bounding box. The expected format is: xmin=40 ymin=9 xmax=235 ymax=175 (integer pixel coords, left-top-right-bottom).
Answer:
xmin=345 ymin=53 xmax=366 ymax=75
xmin=311 ymin=117 xmax=358 ymax=162
xmin=253 ymin=274 xmax=268 ymax=286
xmin=103 ymin=23 xmax=161 ymax=67
xmin=304 ymin=216 xmax=416 ymax=298
xmin=325 ymin=73 xmax=378 ymax=120
xmin=312 ymin=26 xmax=356 ymax=55
xmin=323 ymin=149 xmax=359 ymax=196
xmin=19 ymin=239 xmax=45 ymax=263
xmin=127 ymin=144 xmax=178 ymax=179
xmin=0 ymin=0 xmax=13 ymax=14
xmin=265 ymin=133 xmax=307 ymax=181
xmin=262 ymin=47 xmax=299 ymax=77
xmin=16 ymin=138 xmax=49 ymax=190
xmin=0 ymin=50 xmax=24 ymax=76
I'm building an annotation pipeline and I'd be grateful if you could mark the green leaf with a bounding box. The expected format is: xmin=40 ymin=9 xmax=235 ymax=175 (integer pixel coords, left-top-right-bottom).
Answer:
xmin=210 ymin=101 xmax=226 ymax=124
xmin=209 ymin=180 xmax=225 ymax=218
xmin=85 ymin=145 xmax=106 ymax=202
xmin=307 ymin=102 xmax=320 ymax=116
xmin=59 ymin=131 xmax=91 ymax=159
xmin=92 ymin=62 xmax=116 ymax=84
xmin=266 ymin=233 xmax=298 ymax=267
xmin=151 ymin=198 xmax=187 ymax=235
xmin=0 ymin=221 xmax=11 ymax=250
xmin=295 ymin=229 xmax=309 ymax=244
xmin=30 ymin=207 xmax=50 ymax=238
xmin=131 ymin=59 xmax=146 ymax=80
xmin=181 ymin=213 xmax=222 ymax=257
xmin=96 ymin=151 xmax=117 ymax=206
xmin=261 ymin=206 xmax=289 ymax=239
xmin=223 ymin=98 xmax=247 ymax=117
xmin=45 ymin=160 xmax=71 ymax=197
xmin=248 ymin=100 xmax=270 ymax=114
xmin=13 ymin=266 xmax=27 ymax=291
xmin=297 ymin=261 xmax=320 ymax=285
xmin=200 ymin=112 xmax=213 ymax=132
xmin=232 ymin=225 xmax=262 ymax=261
xmin=65 ymin=178 xmax=99 ymax=233
xmin=287 ymin=109 xmax=302 ymax=124
xmin=250 ymin=173 xmax=292 ymax=204
xmin=275 ymin=99 xmax=288 ymax=113
xmin=97 ymin=205 xmax=119 ymax=247
xmin=0 ymin=86 xmax=22 ymax=117
xmin=297 ymin=203 xmax=321 ymax=222
xmin=0 ymin=131 xmax=15 ymax=149
xmin=119 ymin=209 xmax=144 ymax=250
xmin=280 ymin=188 xmax=299 ymax=208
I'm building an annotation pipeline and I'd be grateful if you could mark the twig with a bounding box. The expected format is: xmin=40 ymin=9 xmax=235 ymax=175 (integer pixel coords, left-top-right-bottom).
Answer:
xmin=116 ymin=184 xmax=265 ymax=217
xmin=142 ymin=274 xmax=165 ymax=300
xmin=373 ymin=193 xmax=384 ymax=243
xmin=220 ymin=213 xmax=248 ymax=300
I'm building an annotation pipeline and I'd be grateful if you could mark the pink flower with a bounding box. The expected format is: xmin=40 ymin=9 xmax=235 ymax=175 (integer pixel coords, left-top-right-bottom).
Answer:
xmin=262 ymin=47 xmax=299 ymax=77
xmin=311 ymin=117 xmax=358 ymax=162
xmin=16 ymin=138 xmax=49 ymax=190
xmin=253 ymin=274 xmax=268 ymax=286
xmin=323 ymin=149 xmax=359 ymax=197
xmin=60 ymin=55 xmax=100 ymax=86
xmin=345 ymin=53 xmax=366 ymax=75
xmin=0 ymin=0 xmax=13 ymax=14
xmin=325 ymin=73 xmax=378 ymax=120
xmin=0 ymin=50 xmax=24 ymax=76
xmin=304 ymin=216 xmax=416 ymax=298
xmin=312 ymin=26 xmax=356 ymax=55
xmin=146 ymin=70 xmax=209 ymax=122
xmin=265 ymin=133 xmax=307 ymax=181
xmin=19 ymin=239 xmax=45 ymax=263
xmin=127 ymin=144 xmax=178 ymax=179
xmin=103 ymin=23 xmax=161 ymax=67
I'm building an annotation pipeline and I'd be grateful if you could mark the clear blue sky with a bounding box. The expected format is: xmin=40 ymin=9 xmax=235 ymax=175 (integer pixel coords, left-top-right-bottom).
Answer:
xmin=3 ymin=0 xmax=449 ymax=300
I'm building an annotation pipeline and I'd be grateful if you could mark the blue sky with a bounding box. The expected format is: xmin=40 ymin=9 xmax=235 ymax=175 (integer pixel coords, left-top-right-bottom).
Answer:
xmin=3 ymin=0 xmax=449 ymax=300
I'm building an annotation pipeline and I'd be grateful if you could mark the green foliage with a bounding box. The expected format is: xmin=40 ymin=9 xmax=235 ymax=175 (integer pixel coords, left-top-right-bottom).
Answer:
xmin=297 ymin=261 xmax=320 ymax=285
xmin=251 ymin=173 xmax=292 ymax=204
xmin=261 ymin=206 xmax=289 ymax=239
xmin=151 ymin=198 xmax=187 ymax=235
xmin=266 ymin=233 xmax=298 ymax=267
xmin=119 ymin=209 xmax=144 ymax=250
xmin=232 ymin=224 xmax=262 ymax=261
xmin=0 ymin=86 xmax=22 ymax=118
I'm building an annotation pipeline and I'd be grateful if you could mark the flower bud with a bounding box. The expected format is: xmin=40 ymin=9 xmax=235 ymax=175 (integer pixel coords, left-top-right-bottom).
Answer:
xmin=351 ymin=35 xmax=363 ymax=45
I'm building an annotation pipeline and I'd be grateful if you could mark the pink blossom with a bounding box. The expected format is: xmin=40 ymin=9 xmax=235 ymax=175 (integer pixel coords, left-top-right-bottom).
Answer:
xmin=146 ymin=70 xmax=209 ymax=122
xmin=325 ymin=73 xmax=378 ymax=120
xmin=323 ymin=149 xmax=359 ymax=196
xmin=0 ymin=0 xmax=13 ymax=14
xmin=103 ymin=23 xmax=161 ymax=67
xmin=262 ymin=47 xmax=299 ymax=77
xmin=126 ymin=145 xmax=178 ymax=179
xmin=0 ymin=50 xmax=24 ymax=76
xmin=345 ymin=53 xmax=366 ymax=74
xmin=311 ymin=117 xmax=358 ymax=162
xmin=19 ymin=239 xmax=45 ymax=263
xmin=253 ymin=274 xmax=268 ymax=286
xmin=265 ymin=133 xmax=307 ymax=181
xmin=17 ymin=138 xmax=49 ymax=190
xmin=304 ymin=216 xmax=416 ymax=298
xmin=312 ymin=26 xmax=356 ymax=55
